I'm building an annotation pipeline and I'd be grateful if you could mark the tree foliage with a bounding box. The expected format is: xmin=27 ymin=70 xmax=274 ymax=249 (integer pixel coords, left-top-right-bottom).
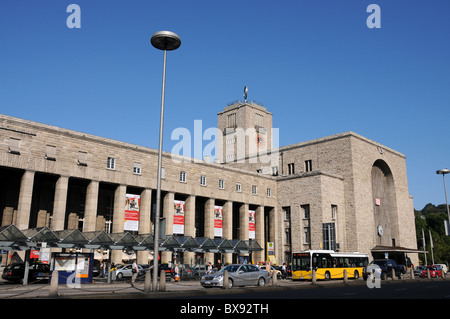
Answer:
xmin=415 ymin=203 xmax=450 ymax=265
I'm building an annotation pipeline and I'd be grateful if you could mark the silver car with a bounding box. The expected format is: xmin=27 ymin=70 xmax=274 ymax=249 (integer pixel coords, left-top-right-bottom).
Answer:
xmin=201 ymin=264 xmax=271 ymax=288
xmin=115 ymin=264 xmax=145 ymax=279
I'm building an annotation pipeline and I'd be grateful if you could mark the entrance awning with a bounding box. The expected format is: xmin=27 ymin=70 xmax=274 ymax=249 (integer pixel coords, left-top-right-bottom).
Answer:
xmin=371 ymin=246 xmax=428 ymax=254
xmin=0 ymin=225 xmax=264 ymax=255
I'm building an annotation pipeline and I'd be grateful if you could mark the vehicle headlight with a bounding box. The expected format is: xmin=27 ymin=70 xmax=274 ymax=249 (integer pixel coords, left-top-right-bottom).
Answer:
xmin=215 ymin=275 xmax=223 ymax=280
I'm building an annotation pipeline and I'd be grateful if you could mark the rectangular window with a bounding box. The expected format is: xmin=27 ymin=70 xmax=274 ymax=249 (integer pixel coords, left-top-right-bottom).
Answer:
xmin=219 ymin=179 xmax=224 ymax=189
xmin=78 ymin=151 xmax=88 ymax=166
xmin=267 ymin=188 xmax=271 ymax=197
xmin=301 ymin=204 xmax=310 ymax=219
xmin=323 ymin=223 xmax=336 ymax=251
xmin=45 ymin=145 xmax=56 ymax=161
xmin=284 ymin=206 xmax=291 ymax=220
xmin=305 ymin=160 xmax=312 ymax=172
xmin=304 ymin=227 xmax=311 ymax=244
xmin=271 ymin=166 xmax=279 ymax=176
xmin=8 ymin=138 xmax=20 ymax=155
xmin=331 ymin=205 xmax=337 ymax=220
xmin=227 ymin=113 xmax=236 ymax=128
xmin=107 ymin=157 xmax=115 ymax=170
xmin=236 ymin=183 xmax=242 ymax=192
xmin=200 ymin=175 xmax=206 ymax=186
xmin=288 ymin=163 xmax=295 ymax=175
xmin=255 ymin=113 xmax=264 ymax=128
xmin=133 ymin=162 xmax=142 ymax=175
xmin=252 ymin=185 xmax=257 ymax=195
xmin=180 ymin=171 xmax=186 ymax=182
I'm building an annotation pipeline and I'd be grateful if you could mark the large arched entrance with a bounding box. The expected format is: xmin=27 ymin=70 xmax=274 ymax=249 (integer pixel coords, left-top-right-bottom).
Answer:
xmin=371 ymin=159 xmax=399 ymax=247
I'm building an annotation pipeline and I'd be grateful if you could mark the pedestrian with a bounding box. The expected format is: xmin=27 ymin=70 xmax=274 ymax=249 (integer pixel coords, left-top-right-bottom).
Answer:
xmin=174 ymin=264 xmax=179 ymax=282
xmin=101 ymin=260 xmax=106 ymax=278
xmin=131 ymin=260 xmax=139 ymax=284
xmin=207 ymin=262 xmax=213 ymax=274
xmin=216 ymin=259 xmax=222 ymax=271
xmin=282 ymin=263 xmax=287 ymax=279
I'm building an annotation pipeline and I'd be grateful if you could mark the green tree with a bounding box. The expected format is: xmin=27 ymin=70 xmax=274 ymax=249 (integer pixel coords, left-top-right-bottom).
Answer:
xmin=415 ymin=203 xmax=450 ymax=266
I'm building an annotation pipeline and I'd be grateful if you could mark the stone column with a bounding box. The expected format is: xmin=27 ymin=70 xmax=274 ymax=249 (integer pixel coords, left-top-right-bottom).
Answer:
xmin=161 ymin=192 xmax=174 ymax=263
xmin=111 ymin=184 xmax=126 ymax=264
xmin=83 ymin=180 xmax=99 ymax=232
xmin=254 ymin=206 xmax=265 ymax=263
xmin=239 ymin=203 xmax=249 ymax=240
xmin=222 ymin=201 xmax=233 ymax=265
xmin=269 ymin=207 xmax=278 ymax=262
xmin=204 ymin=198 xmax=215 ymax=265
xmin=239 ymin=203 xmax=249 ymax=261
xmin=183 ymin=195 xmax=196 ymax=264
xmin=51 ymin=175 xmax=69 ymax=231
xmin=16 ymin=170 xmax=35 ymax=230
xmin=1 ymin=207 xmax=14 ymax=226
xmin=137 ymin=188 xmax=152 ymax=264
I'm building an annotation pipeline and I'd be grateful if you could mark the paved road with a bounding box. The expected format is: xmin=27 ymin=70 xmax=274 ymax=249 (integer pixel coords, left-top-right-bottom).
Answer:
xmin=1 ymin=274 xmax=449 ymax=300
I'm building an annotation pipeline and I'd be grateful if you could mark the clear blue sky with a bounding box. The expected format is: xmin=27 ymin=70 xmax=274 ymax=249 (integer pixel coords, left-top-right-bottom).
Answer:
xmin=1 ymin=0 xmax=449 ymax=211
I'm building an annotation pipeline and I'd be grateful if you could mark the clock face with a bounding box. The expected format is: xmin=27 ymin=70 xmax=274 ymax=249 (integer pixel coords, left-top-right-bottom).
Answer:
xmin=377 ymin=225 xmax=384 ymax=236
xmin=257 ymin=134 xmax=264 ymax=148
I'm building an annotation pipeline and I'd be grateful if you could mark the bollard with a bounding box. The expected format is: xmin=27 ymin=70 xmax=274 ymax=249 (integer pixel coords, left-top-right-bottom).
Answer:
xmin=410 ymin=268 xmax=415 ymax=279
xmin=427 ymin=269 xmax=430 ymax=279
xmin=159 ymin=270 xmax=166 ymax=292
xmin=49 ymin=270 xmax=59 ymax=297
xmin=272 ymin=271 xmax=277 ymax=286
xmin=391 ymin=268 xmax=396 ymax=280
xmin=223 ymin=270 xmax=229 ymax=289
xmin=144 ymin=271 xmax=152 ymax=293
xmin=311 ymin=269 xmax=316 ymax=285
xmin=343 ymin=269 xmax=348 ymax=283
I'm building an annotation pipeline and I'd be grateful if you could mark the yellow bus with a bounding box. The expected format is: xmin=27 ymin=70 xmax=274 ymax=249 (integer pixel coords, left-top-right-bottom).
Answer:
xmin=292 ymin=250 xmax=369 ymax=280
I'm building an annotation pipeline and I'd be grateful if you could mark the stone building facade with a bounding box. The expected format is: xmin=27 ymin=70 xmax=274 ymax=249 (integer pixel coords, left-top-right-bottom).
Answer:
xmin=0 ymin=99 xmax=419 ymax=266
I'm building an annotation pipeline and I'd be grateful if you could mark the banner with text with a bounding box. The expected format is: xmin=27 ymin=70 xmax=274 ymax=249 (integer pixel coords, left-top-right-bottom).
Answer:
xmin=214 ymin=206 xmax=223 ymax=237
xmin=124 ymin=194 xmax=140 ymax=231
xmin=249 ymin=210 xmax=256 ymax=239
xmin=173 ymin=200 xmax=185 ymax=234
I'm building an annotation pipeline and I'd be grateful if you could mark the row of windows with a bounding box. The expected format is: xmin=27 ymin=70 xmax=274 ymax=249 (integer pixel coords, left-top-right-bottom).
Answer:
xmin=287 ymin=160 xmax=313 ymax=175
xmin=284 ymin=204 xmax=338 ymax=246
xmin=180 ymin=171 xmax=272 ymax=197
xmin=7 ymin=138 xmax=272 ymax=197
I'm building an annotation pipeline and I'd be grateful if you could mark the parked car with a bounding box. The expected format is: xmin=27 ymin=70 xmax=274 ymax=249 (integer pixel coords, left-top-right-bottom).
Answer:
xmin=192 ymin=264 xmax=207 ymax=279
xmin=177 ymin=264 xmax=193 ymax=280
xmin=2 ymin=262 xmax=50 ymax=283
xmin=433 ymin=264 xmax=448 ymax=274
xmin=115 ymin=264 xmax=145 ymax=279
xmin=201 ymin=264 xmax=271 ymax=288
xmin=159 ymin=263 xmax=174 ymax=276
xmin=414 ymin=265 xmax=427 ymax=277
xmin=420 ymin=266 xmax=442 ymax=278
xmin=363 ymin=259 xmax=406 ymax=280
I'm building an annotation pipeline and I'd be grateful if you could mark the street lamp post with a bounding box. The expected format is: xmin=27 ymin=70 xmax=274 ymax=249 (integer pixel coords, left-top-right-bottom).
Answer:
xmin=151 ymin=31 xmax=181 ymax=292
xmin=436 ymin=169 xmax=450 ymax=235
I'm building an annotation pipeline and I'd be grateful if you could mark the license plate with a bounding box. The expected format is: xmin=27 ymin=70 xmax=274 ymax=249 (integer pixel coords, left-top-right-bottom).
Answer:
xmin=205 ymin=281 xmax=211 ymax=284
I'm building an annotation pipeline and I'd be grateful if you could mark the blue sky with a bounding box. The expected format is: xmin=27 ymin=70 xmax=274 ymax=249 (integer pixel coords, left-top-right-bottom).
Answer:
xmin=0 ymin=1 xmax=449 ymax=210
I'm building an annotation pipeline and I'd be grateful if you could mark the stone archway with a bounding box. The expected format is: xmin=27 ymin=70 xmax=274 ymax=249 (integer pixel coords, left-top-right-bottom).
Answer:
xmin=371 ymin=159 xmax=399 ymax=247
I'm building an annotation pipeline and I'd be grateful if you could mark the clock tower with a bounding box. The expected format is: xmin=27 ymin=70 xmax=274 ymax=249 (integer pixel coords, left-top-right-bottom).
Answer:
xmin=217 ymin=97 xmax=273 ymax=164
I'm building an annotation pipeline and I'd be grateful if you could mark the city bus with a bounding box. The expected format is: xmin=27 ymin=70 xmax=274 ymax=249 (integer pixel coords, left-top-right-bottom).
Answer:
xmin=291 ymin=250 xmax=369 ymax=280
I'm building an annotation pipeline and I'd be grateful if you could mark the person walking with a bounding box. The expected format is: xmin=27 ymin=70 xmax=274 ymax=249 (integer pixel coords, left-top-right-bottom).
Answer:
xmin=131 ymin=261 xmax=139 ymax=284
